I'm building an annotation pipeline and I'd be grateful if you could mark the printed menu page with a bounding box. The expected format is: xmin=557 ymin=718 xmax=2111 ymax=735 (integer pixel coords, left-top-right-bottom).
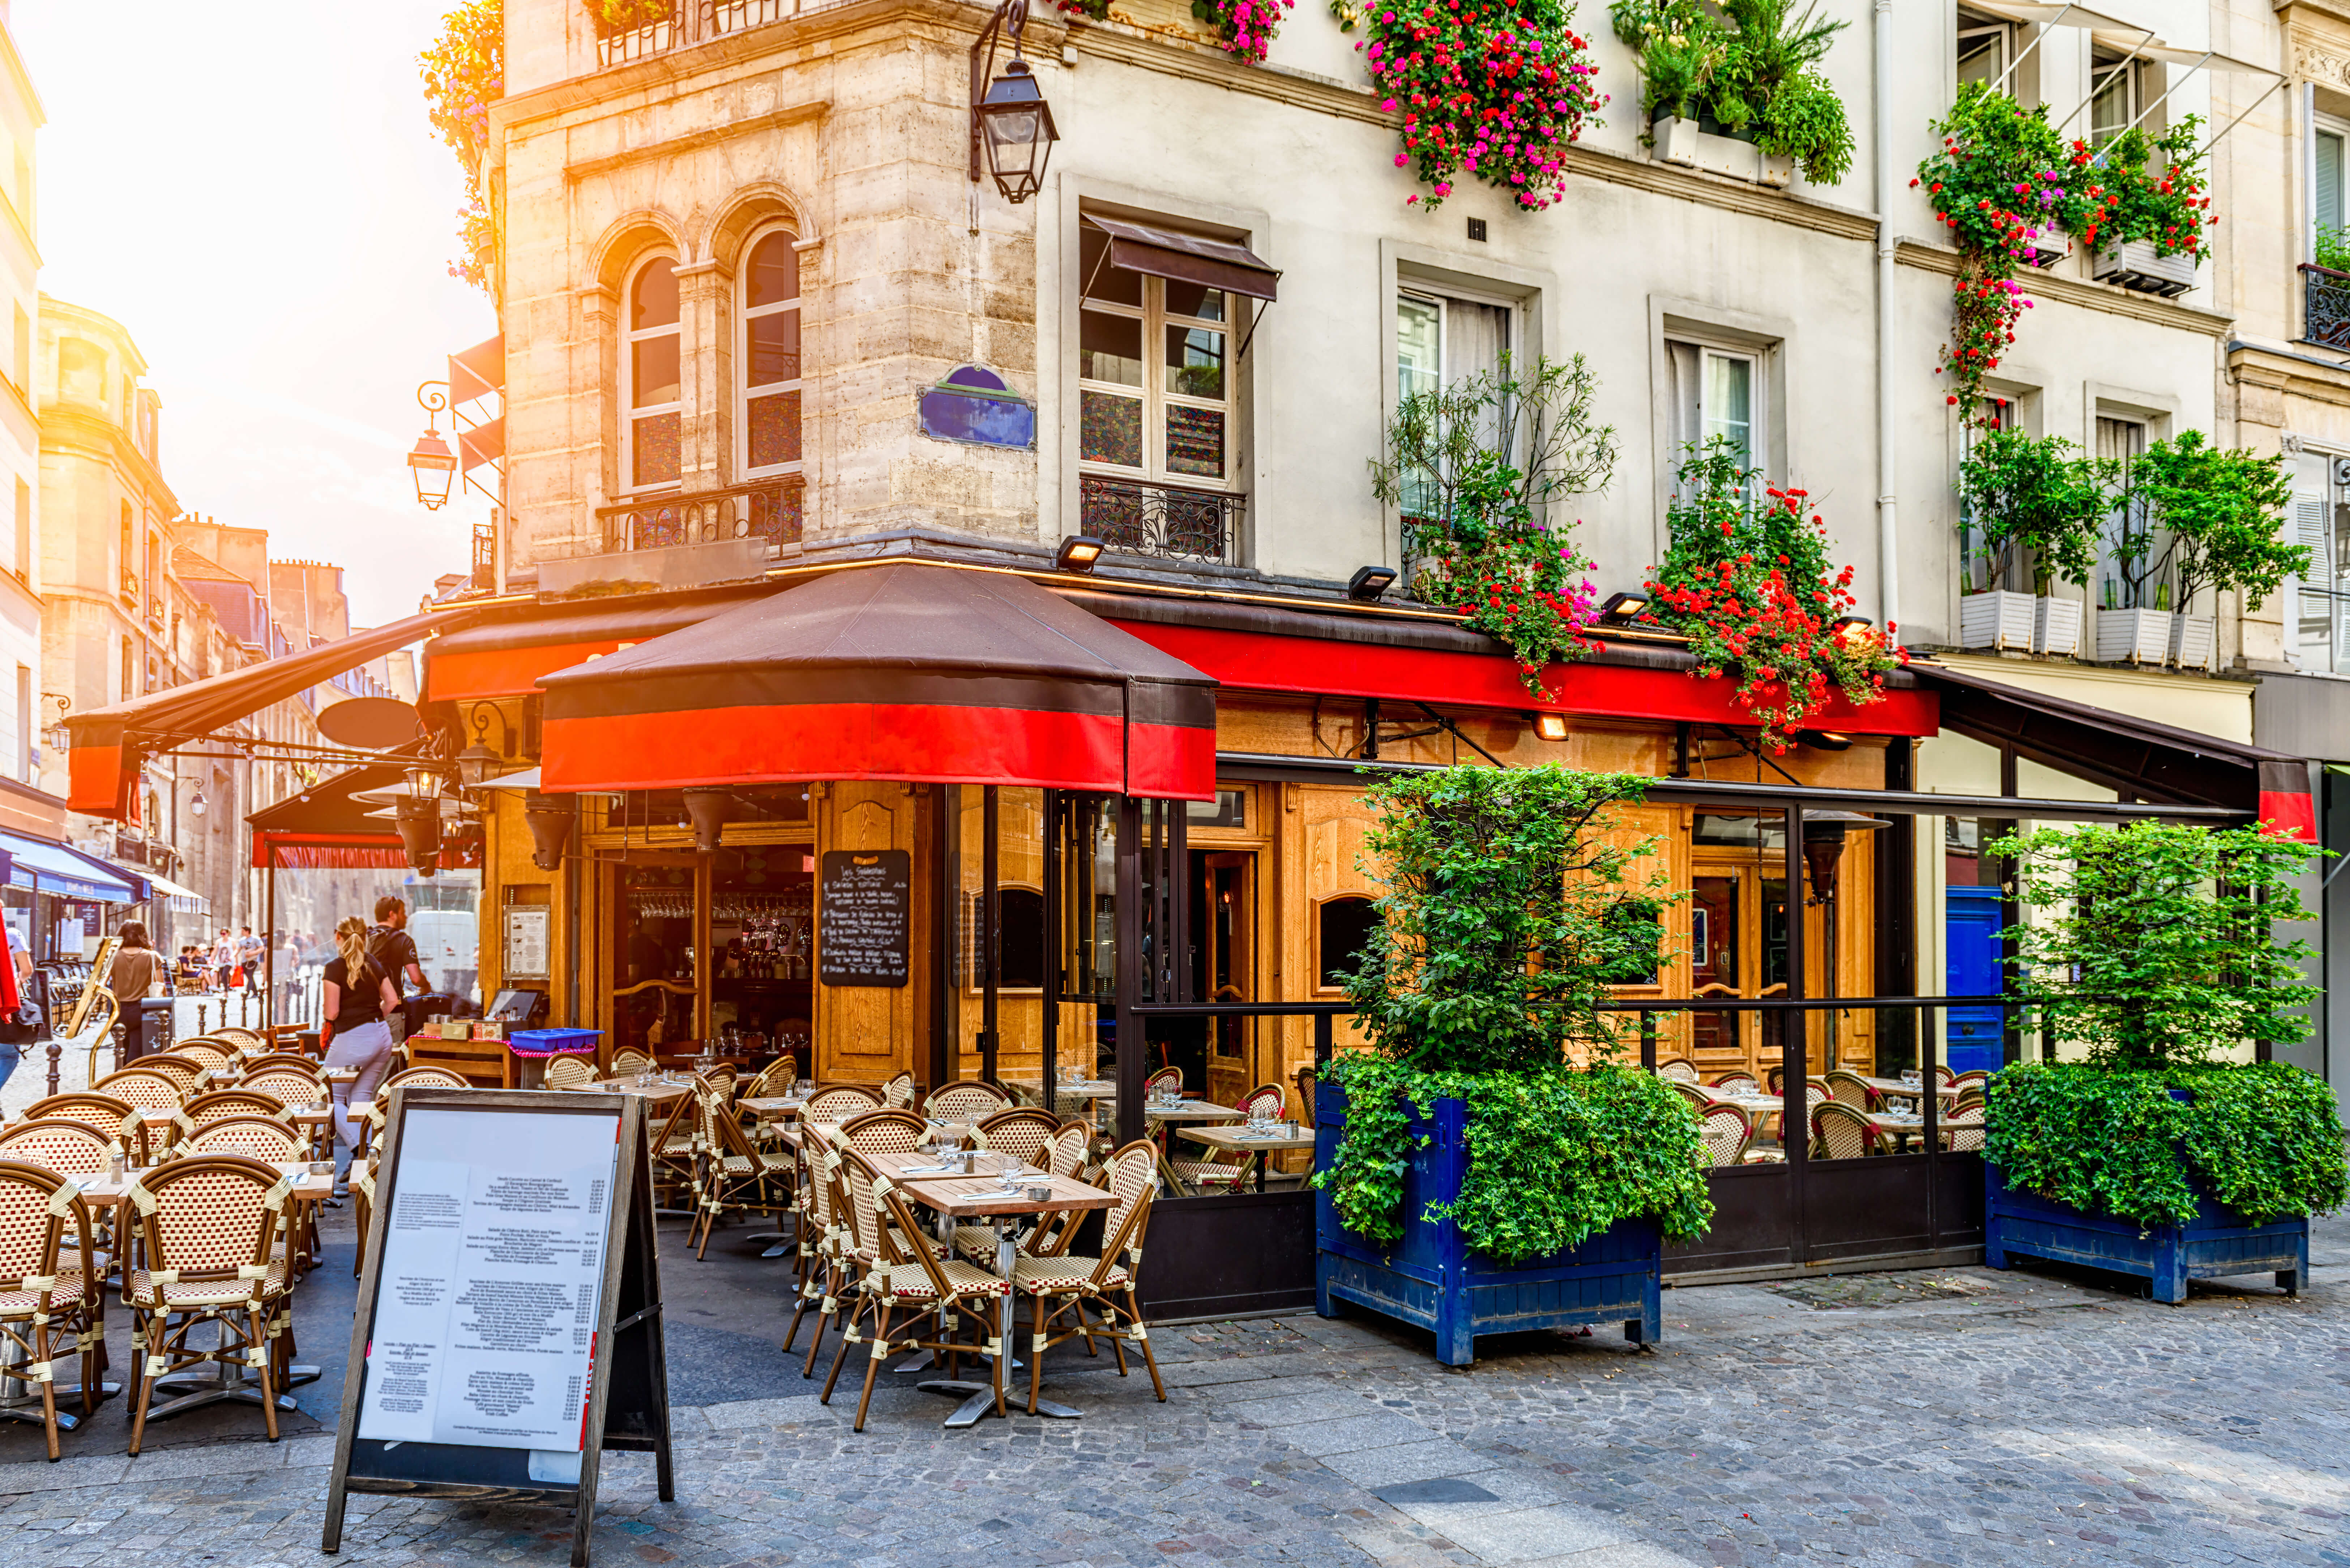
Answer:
xmin=356 ymin=1107 xmax=621 ymax=1457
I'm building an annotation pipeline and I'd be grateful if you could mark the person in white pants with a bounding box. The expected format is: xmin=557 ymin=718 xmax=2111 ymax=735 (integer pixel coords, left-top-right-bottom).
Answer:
xmin=320 ymin=914 xmax=400 ymax=1188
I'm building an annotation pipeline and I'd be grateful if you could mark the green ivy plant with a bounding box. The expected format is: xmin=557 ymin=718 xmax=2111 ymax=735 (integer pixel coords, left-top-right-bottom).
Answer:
xmin=1956 ymin=428 xmax=2112 ymax=596
xmin=1310 ymin=765 xmax=1713 ymax=1263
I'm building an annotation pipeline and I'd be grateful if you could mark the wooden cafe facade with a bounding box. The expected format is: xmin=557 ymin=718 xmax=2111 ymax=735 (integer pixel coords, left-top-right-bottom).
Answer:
xmin=61 ymin=549 xmax=2314 ymax=1317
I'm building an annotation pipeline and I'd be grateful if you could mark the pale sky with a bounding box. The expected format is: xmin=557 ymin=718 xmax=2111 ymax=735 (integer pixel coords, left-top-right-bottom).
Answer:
xmin=12 ymin=0 xmax=497 ymax=629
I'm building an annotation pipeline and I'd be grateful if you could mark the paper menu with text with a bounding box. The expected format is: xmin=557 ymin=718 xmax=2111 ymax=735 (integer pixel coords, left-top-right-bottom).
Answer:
xmin=356 ymin=1107 xmax=621 ymax=1455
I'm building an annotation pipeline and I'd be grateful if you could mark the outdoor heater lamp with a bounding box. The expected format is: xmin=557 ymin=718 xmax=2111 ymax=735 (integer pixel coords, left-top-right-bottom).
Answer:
xmin=683 ymin=787 xmax=737 ymax=853
xmin=393 ymin=796 xmax=443 ymax=877
xmin=1801 ymin=810 xmax=1889 ymax=903
xmin=523 ymin=792 xmax=575 ymax=872
xmin=971 ymin=0 xmax=1058 ymax=205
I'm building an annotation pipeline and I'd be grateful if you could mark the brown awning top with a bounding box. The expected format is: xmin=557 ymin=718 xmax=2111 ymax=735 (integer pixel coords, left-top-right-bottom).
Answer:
xmin=1088 ymin=217 xmax=1279 ymax=302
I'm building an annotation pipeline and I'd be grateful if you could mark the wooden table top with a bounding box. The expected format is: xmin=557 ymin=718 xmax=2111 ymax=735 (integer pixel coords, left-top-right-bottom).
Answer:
xmin=1177 ymin=1123 xmax=1312 ymax=1152
xmin=565 ymin=1079 xmax=692 ymax=1103
xmin=77 ymin=1162 xmax=336 ymax=1206
xmin=1854 ymin=1076 xmax=1962 ymax=1098
xmin=887 ymin=1166 xmax=1116 ymax=1220
xmin=1143 ymin=1101 xmax=1246 ymax=1123
xmin=740 ymin=1096 xmax=805 ymax=1120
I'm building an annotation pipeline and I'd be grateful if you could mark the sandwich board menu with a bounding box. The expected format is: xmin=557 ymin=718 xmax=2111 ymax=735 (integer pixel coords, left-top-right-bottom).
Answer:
xmin=324 ymin=1087 xmax=672 ymax=1567
xmin=818 ymin=848 xmax=911 ymax=987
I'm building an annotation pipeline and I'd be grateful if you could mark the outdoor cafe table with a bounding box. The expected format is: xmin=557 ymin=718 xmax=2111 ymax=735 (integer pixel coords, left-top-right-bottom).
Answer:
xmin=868 ymin=1149 xmax=1116 ymax=1428
xmin=1854 ymin=1075 xmax=1963 ymax=1106
xmin=1173 ymin=1122 xmax=1310 ymax=1192
xmin=740 ymin=1096 xmax=803 ymax=1122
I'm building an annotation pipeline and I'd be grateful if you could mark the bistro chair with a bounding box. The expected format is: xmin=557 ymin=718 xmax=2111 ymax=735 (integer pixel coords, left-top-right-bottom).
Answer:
xmin=1656 ymin=1058 xmax=1700 ymax=1084
xmin=699 ymin=1063 xmax=740 ymax=1101
xmin=1932 ymin=1063 xmax=1957 ymax=1086
xmin=173 ymin=1039 xmax=241 ymax=1076
xmin=611 ymin=1048 xmax=653 ymax=1077
xmin=837 ymin=1109 xmax=932 ymax=1157
xmin=925 ymin=1079 xmax=1011 ymax=1122
xmin=94 ymin=1068 xmax=187 ymax=1116
xmin=543 ymin=1055 xmax=598 ymax=1090
xmin=0 ymin=1119 xmax=118 ymax=1179
xmin=214 ymin=1027 xmax=266 ymax=1054
xmin=1811 ymin=1101 xmax=1885 ymax=1161
xmin=239 ymin=1067 xmax=327 ymax=1110
xmin=880 ymin=1071 xmax=915 ymax=1109
xmin=134 ymin=1055 xmax=209 ymax=1097
xmin=1018 ymin=1122 xmax=1101 ymax=1260
xmin=240 ymin=1053 xmax=325 ymax=1079
xmin=20 ymin=1093 xmax=138 ymax=1149
xmin=383 ymin=1066 xmax=469 ymax=1091
xmin=821 ymin=1147 xmax=1014 ymax=1432
xmin=948 ymin=1110 xmax=1061 ymax=1264
xmin=177 ymin=1117 xmax=307 ymax=1164
xmin=0 ymin=1158 xmax=104 ymax=1460
xmin=785 ymin=1128 xmax=846 ymax=1371
xmin=121 ymin=1154 xmax=300 ymax=1453
xmin=1710 ymin=1070 xmax=1760 ymax=1094
xmin=350 ymin=1148 xmax=381 ymax=1278
xmin=685 ymin=1079 xmax=792 ymax=1260
xmin=748 ymin=1058 xmax=799 ymax=1098
xmin=1292 ymin=1066 xmax=1316 ymax=1129
xmin=1697 ymin=1103 xmax=1753 ymax=1167
xmin=1668 ymin=1079 xmax=1710 ymax=1111
xmin=1011 ymin=1137 xmax=1166 ymax=1416
xmin=1950 ymin=1070 xmax=1990 ymax=1094
xmin=1143 ymin=1066 xmax=1184 ymax=1099
xmin=1170 ymin=1082 xmax=1283 ymax=1191
xmin=1764 ymin=1065 xmax=1786 ymax=1096
xmin=1824 ymin=1069 xmax=1881 ymax=1111
xmin=176 ymin=1091 xmax=295 ymax=1137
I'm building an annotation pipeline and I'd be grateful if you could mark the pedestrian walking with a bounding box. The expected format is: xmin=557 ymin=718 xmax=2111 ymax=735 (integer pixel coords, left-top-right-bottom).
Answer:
xmin=108 ymin=922 xmax=167 ymax=1002
xmin=368 ymin=895 xmax=427 ymax=1045
xmin=236 ymin=924 xmax=264 ymax=997
xmin=321 ymin=914 xmax=400 ymax=1183
xmin=209 ymin=927 xmax=235 ymax=993
xmin=0 ymin=925 xmax=31 ymax=1094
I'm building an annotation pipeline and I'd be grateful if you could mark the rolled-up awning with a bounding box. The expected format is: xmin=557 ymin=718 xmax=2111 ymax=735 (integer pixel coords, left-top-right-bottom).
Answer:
xmin=1086 ymin=218 xmax=1279 ymax=302
xmin=66 ymin=604 xmax=478 ymax=820
xmin=537 ymin=562 xmax=1219 ymax=801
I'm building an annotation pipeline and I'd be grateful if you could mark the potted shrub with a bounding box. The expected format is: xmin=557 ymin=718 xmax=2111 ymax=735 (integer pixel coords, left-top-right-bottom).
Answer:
xmin=1983 ymin=821 xmax=2346 ymax=1303
xmin=1611 ymin=0 xmax=1854 ymax=188
xmin=1312 ymin=765 xmax=1713 ymax=1366
xmin=1371 ymin=354 xmax=1617 ymax=694
xmin=2122 ymin=432 xmax=2304 ymax=676
xmin=1955 ymin=428 xmax=2107 ymax=657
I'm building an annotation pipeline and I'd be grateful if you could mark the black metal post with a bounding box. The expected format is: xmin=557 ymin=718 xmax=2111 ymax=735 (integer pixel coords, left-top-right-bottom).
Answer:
xmin=981 ymin=785 xmax=999 ymax=1083
xmin=1040 ymin=791 xmax=1059 ymax=1105
xmin=1783 ymin=804 xmax=1807 ymax=1252
xmin=931 ymin=785 xmax=956 ymax=1092
xmin=1114 ymin=796 xmax=1144 ymax=1146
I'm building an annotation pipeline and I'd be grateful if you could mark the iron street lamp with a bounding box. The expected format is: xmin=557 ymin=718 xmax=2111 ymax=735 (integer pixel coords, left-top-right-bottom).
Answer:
xmin=971 ymin=0 xmax=1059 ymax=205
xmin=407 ymin=381 xmax=460 ymax=510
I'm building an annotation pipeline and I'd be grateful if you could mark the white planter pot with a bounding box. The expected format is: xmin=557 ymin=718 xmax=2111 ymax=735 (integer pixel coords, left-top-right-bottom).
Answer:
xmin=2092 ymin=240 xmax=2200 ymax=298
xmin=1960 ymin=590 xmax=2037 ymax=652
xmin=2096 ymin=607 xmax=2174 ymax=665
xmin=2170 ymin=614 xmax=2217 ymax=673
xmin=2033 ymin=595 xmax=2083 ymax=658
xmin=1759 ymin=151 xmax=1795 ymax=188
xmin=1652 ymin=117 xmax=1767 ymax=183
xmin=2020 ymin=233 xmax=2068 ymax=270
xmin=1655 ymin=115 xmax=1701 ymax=167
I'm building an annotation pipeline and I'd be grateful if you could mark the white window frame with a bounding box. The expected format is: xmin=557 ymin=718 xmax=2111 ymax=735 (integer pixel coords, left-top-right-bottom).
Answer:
xmin=1077 ymin=235 xmax=1238 ymax=492
xmin=2313 ymin=112 xmax=2350 ymax=261
xmin=737 ymin=223 xmax=804 ymax=484
xmin=1955 ymin=16 xmax=2012 ymax=93
xmin=2088 ymin=52 xmax=2144 ymax=149
xmin=622 ymin=253 xmax=683 ymax=496
xmin=1666 ymin=337 xmax=1765 ymax=479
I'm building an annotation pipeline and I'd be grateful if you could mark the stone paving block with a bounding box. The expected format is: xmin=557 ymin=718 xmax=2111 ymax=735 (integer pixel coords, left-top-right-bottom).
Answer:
xmin=0 ymin=1454 xmax=129 ymax=1494
xmin=1419 ymin=1503 xmax=1642 ymax=1563
xmin=1316 ymin=1438 xmax=1494 ymax=1488
xmin=1282 ymin=1412 xmax=1443 ymax=1457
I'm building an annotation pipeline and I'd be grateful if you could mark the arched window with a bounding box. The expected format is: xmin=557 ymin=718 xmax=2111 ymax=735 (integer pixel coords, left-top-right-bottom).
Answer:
xmin=624 ymin=256 xmax=682 ymax=490
xmin=1316 ymin=895 xmax=1379 ymax=990
xmin=740 ymin=228 xmax=802 ymax=478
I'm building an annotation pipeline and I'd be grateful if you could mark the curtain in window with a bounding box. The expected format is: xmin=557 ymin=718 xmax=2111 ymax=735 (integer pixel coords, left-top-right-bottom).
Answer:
xmin=1665 ymin=340 xmax=1702 ymax=472
xmin=2319 ymin=130 xmax=2345 ymax=243
xmin=1443 ymin=301 xmax=1508 ymax=385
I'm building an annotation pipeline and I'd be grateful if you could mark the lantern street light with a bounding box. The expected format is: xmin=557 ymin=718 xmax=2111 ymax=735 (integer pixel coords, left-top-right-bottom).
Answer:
xmin=407 ymin=381 xmax=460 ymax=510
xmin=970 ymin=0 xmax=1059 ymax=205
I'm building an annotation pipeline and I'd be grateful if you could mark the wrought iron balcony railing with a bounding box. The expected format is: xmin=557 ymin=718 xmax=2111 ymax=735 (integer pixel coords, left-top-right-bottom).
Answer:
xmin=2304 ymin=264 xmax=2350 ymax=351
xmin=1078 ymin=477 xmax=1244 ymax=566
xmin=595 ymin=477 xmax=804 ymax=555
xmin=595 ymin=0 xmax=795 ymax=67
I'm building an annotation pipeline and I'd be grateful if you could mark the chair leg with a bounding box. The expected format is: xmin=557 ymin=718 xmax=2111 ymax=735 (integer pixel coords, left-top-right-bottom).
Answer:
xmin=250 ymin=1307 xmax=280 ymax=1441
xmin=1125 ymin=1289 xmax=1165 ymax=1401
xmin=851 ymin=1304 xmax=891 ymax=1433
xmin=1028 ymin=1295 xmax=1047 ymax=1416
xmin=36 ymin=1355 xmax=58 ymax=1462
xmin=1104 ymin=1296 xmax=1129 ymax=1376
xmin=819 ymin=1297 xmax=859 ymax=1405
xmin=782 ymin=1277 xmax=812 ymax=1355
xmin=127 ymin=1314 xmax=154 ymax=1457
xmin=801 ymin=1264 xmax=835 ymax=1377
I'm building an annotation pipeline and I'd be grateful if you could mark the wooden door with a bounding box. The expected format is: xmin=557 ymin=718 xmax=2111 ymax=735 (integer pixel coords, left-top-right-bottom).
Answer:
xmin=814 ymin=781 xmax=932 ymax=1087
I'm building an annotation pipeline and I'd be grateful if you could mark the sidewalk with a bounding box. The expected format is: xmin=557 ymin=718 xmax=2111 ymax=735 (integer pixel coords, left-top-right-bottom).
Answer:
xmin=0 ymin=990 xmax=278 ymax=1121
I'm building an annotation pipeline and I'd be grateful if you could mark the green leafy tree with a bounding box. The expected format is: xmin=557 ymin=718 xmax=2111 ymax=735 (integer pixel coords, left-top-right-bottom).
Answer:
xmin=2124 ymin=431 xmax=2306 ymax=613
xmin=1991 ymin=821 xmax=2321 ymax=1071
xmin=1956 ymin=428 xmax=2112 ymax=593
xmin=420 ymin=0 xmax=504 ymax=293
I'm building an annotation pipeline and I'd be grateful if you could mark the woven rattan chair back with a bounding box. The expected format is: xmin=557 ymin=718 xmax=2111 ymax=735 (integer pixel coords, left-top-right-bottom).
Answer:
xmin=1932 ymin=1064 xmax=1957 ymax=1085
xmin=239 ymin=1069 xmax=325 ymax=1110
xmin=0 ymin=1158 xmax=81 ymax=1288
xmin=128 ymin=1155 xmax=284 ymax=1281
xmin=20 ymin=1094 xmax=136 ymax=1139
xmin=924 ymin=1079 xmax=1011 ymax=1121
xmin=1669 ymin=1079 xmax=1710 ymax=1110
xmin=94 ymin=1069 xmax=186 ymax=1113
xmin=1949 ymin=1070 xmax=1990 ymax=1094
xmin=834 ymin=1147 xmax=885 ymax=1266
xmin=543 ymin=1056 xmax=598 ymax=1090
xmin=173 ymin=1039 xmax=240 ymax=1074
xmin=0 ymin=1158 xmax=98 ymax=1457
xmin=1293 ymin=1066 xmax=1316 ymax=1127
xmin=180 ymin=1091 xmax=291 ymax=1131
xmin=178 ymin=1117 xmax=307 ymax=1163
xmin=384 ymin=1067 xmax=469 ymax=1091
xmin=804 ymin=1085 xmax=883 ymax=1126
xmin=1697 ymin=1104 xmax=1752 ymax=1166
xmin=238 ymin=1054 xmax=323 ymax=1080
xmin=1045 ymin=1122 xmax=1089 ymax=1178
xmin=838 ymin=1109 xmax=929 ymax=1158
xmin=611 ymin=1048 xmax=653 ymax=1077
xmin=880 ymin=1071 xmax=915 ymax=1109
xmin=1765 ymin=1065 xmax=1786 ymax=1095
xmin=1824 ymin=1069 xmax=1878 ymax=1109
xmin=750 ymin=1058 xmax=798 ymax=1098
xmin=973 ymin=1108 xmax=1057 ymax=1166
xmin=1097 ymin=1139 xmax=1157 ymax=1259
xmin=0 ymin=1119 xmax=117 ymax=1176
xmin=1711 ymin=1071 xmax=1760 ymax=1094
xmin=1144 ymin=1066 xmax=1183 ymax=1098
xmin=1947 ymin=1088 xmax=1986 ymax=1119
xmin=213 ymin=1027 xmax=265 ymax=1053
xmin=1240 ymin=1083 xmax=1286 ymax=1121
xmin=1656 ymin=1059 xmax=1700 ymax=1084
xmin=1812 ymin=1101 xmax=1881 ymax=1160
xmin=697 ymin=1064 xmax=738 ymax=1100
xmin=137 ymin=1056 xmax=209 ymax=1094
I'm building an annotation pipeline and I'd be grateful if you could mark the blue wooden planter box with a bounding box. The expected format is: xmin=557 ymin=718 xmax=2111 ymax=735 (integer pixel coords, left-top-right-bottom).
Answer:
xmin=1985 ymin=1164 xmax=2309 ymax=1304
xmin=1313 ymin=1084 xmax=1662 ymax=1367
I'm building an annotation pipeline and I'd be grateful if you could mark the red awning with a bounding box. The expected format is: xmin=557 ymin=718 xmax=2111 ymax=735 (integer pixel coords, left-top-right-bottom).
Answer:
xmin=537 ymin=562 xmax=1219 ymax=800
xmin=423 ymin=585 xmax=772 ymax=702
xmin=66 ymin=605 xmax=477 ymax=820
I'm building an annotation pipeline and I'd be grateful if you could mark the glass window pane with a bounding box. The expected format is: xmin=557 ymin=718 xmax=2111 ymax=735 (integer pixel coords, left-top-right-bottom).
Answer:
xmin=632 ymin=332 xmax=680 ymax=407
xmin=1080 ymin=389 xmax=1142 ymax=468
xmin=1166 ymin=325 xmax=1225 ymax=399
xmin=1080 ymin=311 xmax=1143 ymax=386
xmin=1163 ymin=280 xmax=1226 ymax=323
xmin=748 ymin=390 xmax=802 ymax=470
xmin=2319 ymin=130 xmax=2345 ymax=239
xmin=632 ymin=258 xmax=679 ymax=329
xmin=1957 ymin=29 xmax=2003 ymax=87
xmin=1398 ymin=295 xmax=1441 ymax=401
xmin=1702 ymin=353 xmax=1752 ymax=462
xmin=748 ymin=308 xmax=800 ymax=386
xmin=2090 ymin=64 xmax=2130 ymax=147
xmin=632 ymin=411 xmax=680 ymax=485
xmin=747 ymin=232 xmax=799 ymax=308
xmin=1078 ymin=228 xmax=1144 ymax=307
xmin=1166 ymin=405 xmax=1224 ymax=478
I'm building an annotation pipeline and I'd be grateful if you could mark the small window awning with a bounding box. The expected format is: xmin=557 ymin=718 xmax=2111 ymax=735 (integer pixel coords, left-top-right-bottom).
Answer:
xmin=1911 ymin=663 xmax=2312 ymax=839
xmin=537 ymin=562 xmax=1220 ymax=801
xmin=247 ymin=761 xmax=413 ymax=870
xmin=65 ymin=604 xmax=477 ymax=820
xmin=0 ymin=830 xmax=146 ymax=902
xmin=1086 ymin=218 xmax=1280 ymax=303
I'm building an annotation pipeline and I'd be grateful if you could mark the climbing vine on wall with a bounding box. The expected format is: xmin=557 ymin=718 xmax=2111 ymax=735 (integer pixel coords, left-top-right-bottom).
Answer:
xmin=421 ymin=0 xmax=505 ymax=293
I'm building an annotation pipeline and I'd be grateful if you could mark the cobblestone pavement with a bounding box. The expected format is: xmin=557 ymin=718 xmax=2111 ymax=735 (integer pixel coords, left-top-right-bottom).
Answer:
xmin=0 ymin=1212 xmax=2340 ymax=1568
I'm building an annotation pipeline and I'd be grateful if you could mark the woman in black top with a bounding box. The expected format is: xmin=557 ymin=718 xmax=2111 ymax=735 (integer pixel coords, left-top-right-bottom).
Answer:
xmin=321 ymin=914 xmax=400 ymax=1164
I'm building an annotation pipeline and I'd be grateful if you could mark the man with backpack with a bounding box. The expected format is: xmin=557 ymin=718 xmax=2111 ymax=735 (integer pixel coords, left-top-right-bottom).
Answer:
xmin=235 ymin=925 xmax=265 ymax=997
xmin=368 ymin=895 xmax=428 ymax=1043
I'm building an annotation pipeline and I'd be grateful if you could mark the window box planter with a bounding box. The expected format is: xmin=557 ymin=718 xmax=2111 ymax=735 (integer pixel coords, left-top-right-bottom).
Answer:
xmin=1313 ymin=1083 xmax=1662 ymax=1367
xmin=1959 ymin=588 xmax=2036 ymax=652
xmin=2020 ymin=233 xmax=2069 ymax=270
xmin=1652 ymin=116 xmax=1791 ymax=188
xmin=2033 ymin=595 xmax=2083 ymax=658
xmin=2095 ymin=606 xmax=2172 ymax=665
xmin=2091 ymin=240 xmax=2199 ymax=299
xmin=2170 ymin=613 xmax=2217 ymax=673
xmin=1984 ymin=1163 xmax=2308 ymax=1304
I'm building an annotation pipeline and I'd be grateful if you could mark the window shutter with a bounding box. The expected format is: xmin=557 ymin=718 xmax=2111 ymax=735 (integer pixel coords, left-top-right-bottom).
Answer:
xmin=2291 ymin=453 xmax=2337 ymax=669
xmin=2319 ymin=130 xmax=2345 ymax=239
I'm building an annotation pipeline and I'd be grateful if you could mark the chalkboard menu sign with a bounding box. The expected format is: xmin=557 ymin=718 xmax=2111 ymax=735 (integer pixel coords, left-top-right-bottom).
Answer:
xmin=819 ymin=848 xmax=911 ymax=988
